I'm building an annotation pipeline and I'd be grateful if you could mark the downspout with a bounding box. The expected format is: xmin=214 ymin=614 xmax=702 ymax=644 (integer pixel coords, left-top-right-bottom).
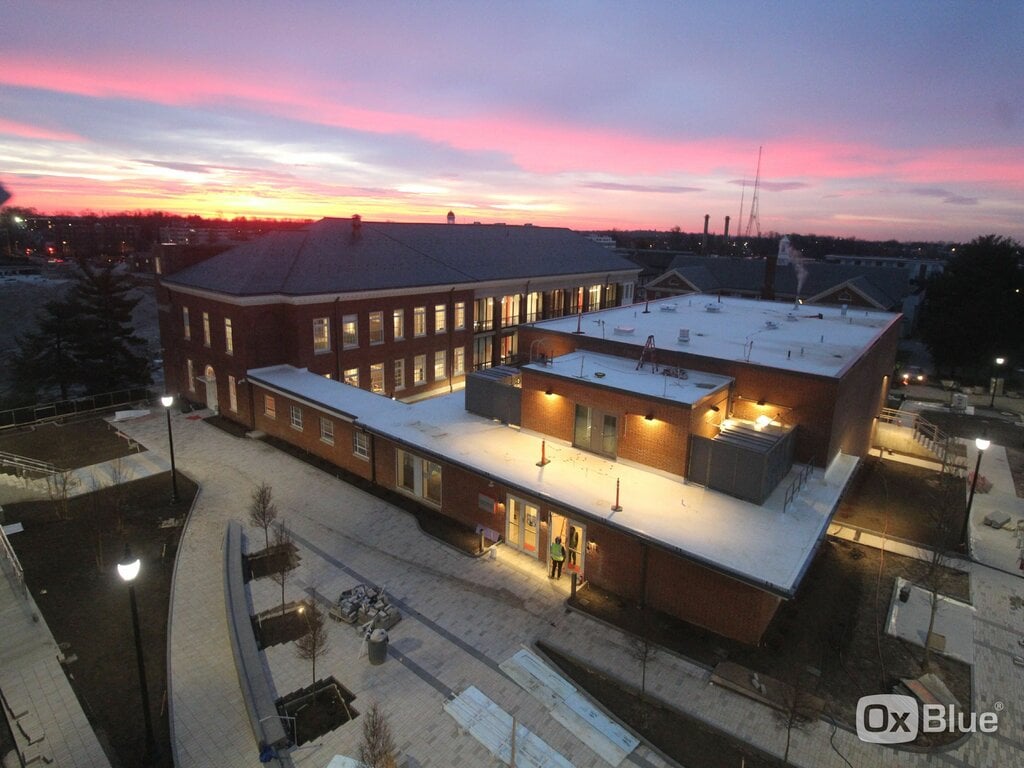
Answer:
xmin=334 ymin=296 xmax=342 ymax=381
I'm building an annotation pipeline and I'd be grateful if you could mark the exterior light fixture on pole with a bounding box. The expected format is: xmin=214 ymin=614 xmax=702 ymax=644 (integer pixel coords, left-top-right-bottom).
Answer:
xmin=161 ymin=395 xmax=179 ymax=503
xmin=118 ymin=546 xmax=158 ymax=763
xmin=961 ymin=434 xmax=991 ymax=555
xmin=990 ymin=357 xmax=1005 ymax=408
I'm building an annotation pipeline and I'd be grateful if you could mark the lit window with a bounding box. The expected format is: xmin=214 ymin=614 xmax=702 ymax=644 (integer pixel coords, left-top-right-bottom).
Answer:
xmin=343 ymin=367 xmax=359 ymax=387
xmin=353 ymin=431 xmax=370 ymax=460
xmin=394 ymin=359 xmax=405 ymax=391
xmin=500 ymin=295 xmax=519 ymax=327
xmin=473 ymin=297 xmax=493 ymax=331
xmin=413 ymin=307 xmax=426 ymax=337
xmin=588 ymin=284 xmax=602 ymax=310
xmin=224 ymin=318 xmax=233 ymax=355
xmin=289 ymin=405 xmax=303 ymax=430
xmin=320 ymin=417 xmax=334 ymax=445
xmin=434 ymin=304 xmax=446 ymax=334
xmin=187 ymin=359 xmax=195 ymax=392
xmin=454 ymin=301 xmax=466 ymax=330
xmin=228 ymin=375 xmax=237 ymax=412
xmin=434 ymin=350 xmax=447 ymax=380
xmin=370 ymin=362 xmax=384 ymax=392
xmin=395 ymin=449 xmax=442 ymax=505
xmin=313 ymin=317 xmax=330 ymax=353
xmin=342 ymin=314 xmax=358 ymax=348
xmin=453 ymin=347 xmax=465 ymax=376
xmin=393 ymin=308 xmax=404 ymax=340
xmin=202 ymin=312 xmax=211 ymax=347
xmin=182 ymin=306 xmax=191 ymax=341
xmin=413 ymin=354 xmax=426 ymax=384
xmin=369 ymin=311 xmax=384 ymax=345
xmin=264 ymin=395 xmax=276 ymax=418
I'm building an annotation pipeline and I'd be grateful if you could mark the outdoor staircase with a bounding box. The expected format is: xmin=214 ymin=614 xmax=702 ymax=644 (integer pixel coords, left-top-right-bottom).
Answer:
xmin=876 ymin=408 xmax=967 ymax=476
xmin=0 ymin=450 xmax=61 ymax=503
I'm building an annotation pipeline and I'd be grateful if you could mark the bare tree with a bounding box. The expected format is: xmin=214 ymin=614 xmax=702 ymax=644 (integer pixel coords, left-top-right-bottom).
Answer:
xmin=248 ymin=482 xmax=278 ymax=549
xmin=269 ymin=524 xmax=294 ymax=615
xmin=46 ymin=468 xmax=79 ymax=520
xmin=627 ymin=607 xmax=657 ymax=730
xmin=295 ymin=602 xmax=330 ymax=685
xmin=922 ymin=474 xmax=960 ymax=671
xmin=359 ymin=701 xmax=398 ymax=768
xmin=87 ymin=478 xmax=115 ymax=571
xmin=108 ymin=456 xmax=133 ymax=532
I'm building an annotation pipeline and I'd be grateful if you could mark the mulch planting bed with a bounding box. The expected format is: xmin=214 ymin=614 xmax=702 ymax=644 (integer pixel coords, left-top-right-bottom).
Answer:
xmin=253 ymin=606 xmax=309 ymax=649
xmin=278 ymin=678 xmax=358 ymax=746
xmin=4 ymin=472 xmax=197 ymax=768
xmin=244 ymin=542 xmax=299 ymax=582
xmin=0 ymin=417 xmax=144 ymax=469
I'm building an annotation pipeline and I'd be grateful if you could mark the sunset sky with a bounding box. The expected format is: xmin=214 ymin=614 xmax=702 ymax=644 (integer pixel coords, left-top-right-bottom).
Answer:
xmin=3 ymin=1 xmax=1022 ymax=242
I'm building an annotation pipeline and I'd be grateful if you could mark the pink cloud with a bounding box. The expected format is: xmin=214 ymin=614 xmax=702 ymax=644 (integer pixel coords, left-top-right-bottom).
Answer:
xmin=0 ymin=117 xmax=81 ymax=142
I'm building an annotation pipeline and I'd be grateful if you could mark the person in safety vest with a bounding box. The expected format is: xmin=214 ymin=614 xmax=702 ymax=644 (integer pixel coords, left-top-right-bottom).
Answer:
xmin=550 ymin=537 xmax=566 ymax=579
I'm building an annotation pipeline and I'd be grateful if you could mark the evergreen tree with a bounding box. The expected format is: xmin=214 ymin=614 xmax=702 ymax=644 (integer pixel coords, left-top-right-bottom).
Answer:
xmin=11 ymin=296 xmax=81 ymax=400
xmin=918 ymin=235 xmax=1022 ymax=379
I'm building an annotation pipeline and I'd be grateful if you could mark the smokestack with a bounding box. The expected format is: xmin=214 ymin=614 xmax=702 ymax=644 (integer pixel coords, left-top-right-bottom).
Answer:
xmin=446 ymin=210 xmax=455 ymax=224
xmin=701 ymin=214 xmax=710 ymax=254
xmin=761 ymin=251 xmax=777 ymax=301
xmin=723 ymin=215 xmax=730 ymax=240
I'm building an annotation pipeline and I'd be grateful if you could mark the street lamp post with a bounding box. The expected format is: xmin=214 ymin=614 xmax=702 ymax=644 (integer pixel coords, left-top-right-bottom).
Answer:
xmin=960 ymin=435 xmax=991 ymax=555
xmin=118 ymin=547 xmax=158 ymax=763
xmin=161 ymin=395 xmax=179 ymax=504
xmin=989 ymin=357 xmax=1005 ymax=408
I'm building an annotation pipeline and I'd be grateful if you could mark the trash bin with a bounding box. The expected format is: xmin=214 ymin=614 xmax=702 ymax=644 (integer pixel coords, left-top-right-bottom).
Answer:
xmin=367 ymin=628 xmax=388 ymax=665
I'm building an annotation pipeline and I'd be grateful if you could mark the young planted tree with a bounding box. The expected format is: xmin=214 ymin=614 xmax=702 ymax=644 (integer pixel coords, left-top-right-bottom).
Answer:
xmin=249 ymin=482 xmax=278 ymax=549
xmin=922 ymin=474 xmax=961 ymax=671
xmin=46 ymin=468 xmax=80 ymax=520
xmin=359 ymin=701 xmax=398 ymax=768
xmin=295 ymin=603 xmax=330 ymax=685
xmin=270 ymin=524 xmax=294 ymax=615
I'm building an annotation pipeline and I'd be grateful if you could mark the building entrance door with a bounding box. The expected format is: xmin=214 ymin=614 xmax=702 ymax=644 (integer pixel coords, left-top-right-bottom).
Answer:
xmin=550 ymin=513 xmax=585 ymax=578
xmin=573 ymin=405 xmax=617 ymax=457
xmin=506 ymin=495 xmax=539 ymax=554
xmin=204 ymin=365 xmax=218 ymax=412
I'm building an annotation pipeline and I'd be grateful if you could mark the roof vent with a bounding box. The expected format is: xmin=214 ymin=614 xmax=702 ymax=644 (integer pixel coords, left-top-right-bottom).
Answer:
xmin=677 ymin=328 xmax=690 ymax=343
xmin=765 ymin=320 xmax=779 ymax=329
xmin=614 ymin=325 xmax=635 ymax=335
xmin=447 ymin=210 xmax=455 ymax=224
xmin=705 ymin=303 xmax=721 ymax=312
xmin=659 ymin=303 xmax=678 ymax=312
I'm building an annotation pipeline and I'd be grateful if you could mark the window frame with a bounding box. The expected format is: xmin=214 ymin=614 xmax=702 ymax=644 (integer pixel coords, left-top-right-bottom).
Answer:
xmin=392 ymin=308 xmax=405 ymax=341
xmin=413 ymin=354 xmax=427 ymax=385
xmin=434 ymin=304 xmax=446 ymax=334
xmin=413 ymin=306 xmax=426 ymax=337
xmin=394 ymin=359 xmax=405 ymax=391
xmin=313 ymin=317 xmax=331 ymax=353
xmin=319 ymin=416 xmax=334 ymax=445
xmin=182 ymin=306 xmax=191 ymax=341
xmin=264 ymin=394 xmax=276 ymax=418
xmin=369 ymin=311 xmax=384 ymax=345
xmin=289 ymin=404 xmax=303 ymax=431
xmin=224 ymin=317 xmax=234 ymax=355
xmin=342 ymin=314 xmax=358 ymax=349
xmin=353 ymin=431 xmax=370 ymax=460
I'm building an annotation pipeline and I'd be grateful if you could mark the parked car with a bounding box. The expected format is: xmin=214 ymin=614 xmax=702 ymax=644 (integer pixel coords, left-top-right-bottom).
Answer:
xmin=898 ymin=365 xmax=927 ymax=386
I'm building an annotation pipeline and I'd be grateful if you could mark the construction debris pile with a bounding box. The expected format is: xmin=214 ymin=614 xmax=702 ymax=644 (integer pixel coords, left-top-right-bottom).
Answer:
xmin=329 ymin=583 xmax=401 ymax=630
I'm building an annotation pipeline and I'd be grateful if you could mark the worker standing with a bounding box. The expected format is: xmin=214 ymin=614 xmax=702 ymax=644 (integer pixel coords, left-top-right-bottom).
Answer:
xmin=549 ymin=537 xmax=566 ymax=579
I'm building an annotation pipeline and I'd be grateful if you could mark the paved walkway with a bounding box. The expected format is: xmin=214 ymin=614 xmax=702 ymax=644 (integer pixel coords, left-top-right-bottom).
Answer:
xmin=108 ymin=410 xmax=1024 ymax=768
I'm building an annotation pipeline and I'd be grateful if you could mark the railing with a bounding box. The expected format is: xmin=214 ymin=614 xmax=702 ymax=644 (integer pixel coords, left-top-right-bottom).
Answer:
xmin=0 ymin=450 xmax=59 ymax=478
xmin=783 ymin=462 xmax=814 ymax=513
xmin=0 ymin=522 xmax=27 ymax=599
xmin=877 ymin=407 xmax=962 ymax=472
xmin=0 ymin=387 xmax=157 ymax=432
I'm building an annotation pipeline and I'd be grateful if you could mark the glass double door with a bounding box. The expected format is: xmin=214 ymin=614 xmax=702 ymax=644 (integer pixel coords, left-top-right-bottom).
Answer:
xmin=573 ymin=405 xmax=618 ymax=457
xmin=506 ymin=496 xmax=539 ymax=553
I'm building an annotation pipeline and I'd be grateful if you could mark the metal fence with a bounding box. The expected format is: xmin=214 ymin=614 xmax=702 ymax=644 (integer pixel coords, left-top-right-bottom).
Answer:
xmin=0 ymin=387 xmax=157 ymax=432
xmin=0 ymin=523 xmax=27 ymax=599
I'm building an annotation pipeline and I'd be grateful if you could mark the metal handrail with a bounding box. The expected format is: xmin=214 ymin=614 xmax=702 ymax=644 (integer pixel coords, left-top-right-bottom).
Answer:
xmin=783 ymin=461 xmax=815 ymax=513
xmin=0 ymin=523 xmax=27 ymax=599
xmin=0 ymin=450 xmax=60 ymax=477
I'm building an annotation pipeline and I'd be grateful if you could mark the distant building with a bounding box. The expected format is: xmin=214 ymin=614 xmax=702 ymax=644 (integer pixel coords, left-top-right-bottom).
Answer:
xmin=157 ymin=217 xmax=640 ymax=421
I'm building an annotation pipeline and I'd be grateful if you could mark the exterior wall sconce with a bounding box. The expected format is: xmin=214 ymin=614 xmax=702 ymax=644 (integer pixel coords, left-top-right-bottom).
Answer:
xmin=757 ymin=398 xmax=766 ymax=406
xmin=545 ymin=387 xmax=553 ymax=396
xmin=587 ymin=540 xmax=598 ymax=552
xmin=645 ymin=412 xmax=654 ymax=421
xmin=709 ymin=405 xmax=720 ymax=412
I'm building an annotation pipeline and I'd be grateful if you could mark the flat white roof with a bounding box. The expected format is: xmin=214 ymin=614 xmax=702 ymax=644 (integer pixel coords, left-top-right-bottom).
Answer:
xmin=248 ymin=365 xmax=858 ymax=596
xmin=530 ymin=295 xmax=900 ymax=378
xmin=523 ymin=350 xmax=732 ymax=406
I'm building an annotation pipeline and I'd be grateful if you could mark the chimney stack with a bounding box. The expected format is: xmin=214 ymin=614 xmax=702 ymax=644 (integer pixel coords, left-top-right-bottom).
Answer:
xmin=724 ymin=215 xmax=731 ymax=240
xmin=701 ymin=214 xmax=710 ymax=254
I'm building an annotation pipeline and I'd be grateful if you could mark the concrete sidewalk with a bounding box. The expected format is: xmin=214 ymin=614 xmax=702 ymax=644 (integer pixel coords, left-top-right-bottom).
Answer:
xmin=111 ymin=409 xmax=1024 ymax=768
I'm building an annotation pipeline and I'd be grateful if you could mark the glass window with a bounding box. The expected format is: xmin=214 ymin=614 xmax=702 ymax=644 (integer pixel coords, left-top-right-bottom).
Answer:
xmin=369 ymin=311 xmax=384 ymax=345
xmin=473 ymin=297 xmax=493 ymax=331
xmin=353 ymin=431 xmax=370 ymax=460
xmin=228 ymin=375 xmax=237 ymax=412
xmin=434 ymin=304 xmax=446 ymax=334
xmin=453 ymin=347 xmax=465 ymax=376
xmin=454 ymin=301 xmax=466 ymax=330
xmin=289 ymin=404 xmax=303 ymax=430
xmin=182 ymin=306 xmax=191 ymax=340
xmin=224 ymin=318 xmax=233 ymax=355
xmin=500 ymin=295 xmax=520 ymax=327
xmin=394 ymin=359 xmax=405 ymax=391
xmin=473 ymin=336 xmax=492 ymax=370
xmin=423 ymin=459 xmax=442 ymax=504
xmin=392 ymin=308 xmax=404 ymax=340
xmin=264 ymin=395 xmax=276 ymax=418
xmin=399 ymin=451 xmax=415 ymax=491
xmin=525 ymin=292 xmax=542 ymax=323
xmin=413 ymin=306 xmax=426 ymax=337
xmin=343 ymin=367 xmax=359 ymax=387
xmin=588 ymin=284 xmax=602 ymax=310
xmin=413 ymin=354 xmax=426 ymax=384
xmin=313 ymin=317 xmax=330 ymax=352
xmin=434 ymin=350 xmax=446 ymax=380
xmin=202 ymin=312 xmax=211 ymax=347
xmin=370 ymin=362 xmax=384 ymax=392
xmin=187 ymin=359 xmax=195 ymax=392
xmin=342 ymin=314 xmax=358 ymax=348
xmin=320 ymin=417 xmax=334 ymax=445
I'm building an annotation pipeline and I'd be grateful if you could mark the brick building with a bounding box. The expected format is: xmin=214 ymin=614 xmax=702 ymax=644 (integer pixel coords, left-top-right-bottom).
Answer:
xmin=233 ymin=294 xmax=899 ymax=644
xmin=156 ymin=216 xmax=640 ymax=425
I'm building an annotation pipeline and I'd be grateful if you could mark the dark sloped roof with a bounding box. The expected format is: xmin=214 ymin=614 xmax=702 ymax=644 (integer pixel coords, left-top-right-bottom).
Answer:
xmin=163 ymin=218 xmax=640 ymax=296
xmin=660 ymin=255 xmax=908 ymax=308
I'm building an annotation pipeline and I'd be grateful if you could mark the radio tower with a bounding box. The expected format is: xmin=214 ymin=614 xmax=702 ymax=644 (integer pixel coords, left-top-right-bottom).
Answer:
xmin=743 ymin=145 xmax=763 ymax=238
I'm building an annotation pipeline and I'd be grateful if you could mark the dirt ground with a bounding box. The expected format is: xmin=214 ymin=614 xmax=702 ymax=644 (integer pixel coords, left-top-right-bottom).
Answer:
xmin=0 ymin=418 xmax=144 ymax=469
xmin=4 ymin=472 xmax=197 ymax=768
